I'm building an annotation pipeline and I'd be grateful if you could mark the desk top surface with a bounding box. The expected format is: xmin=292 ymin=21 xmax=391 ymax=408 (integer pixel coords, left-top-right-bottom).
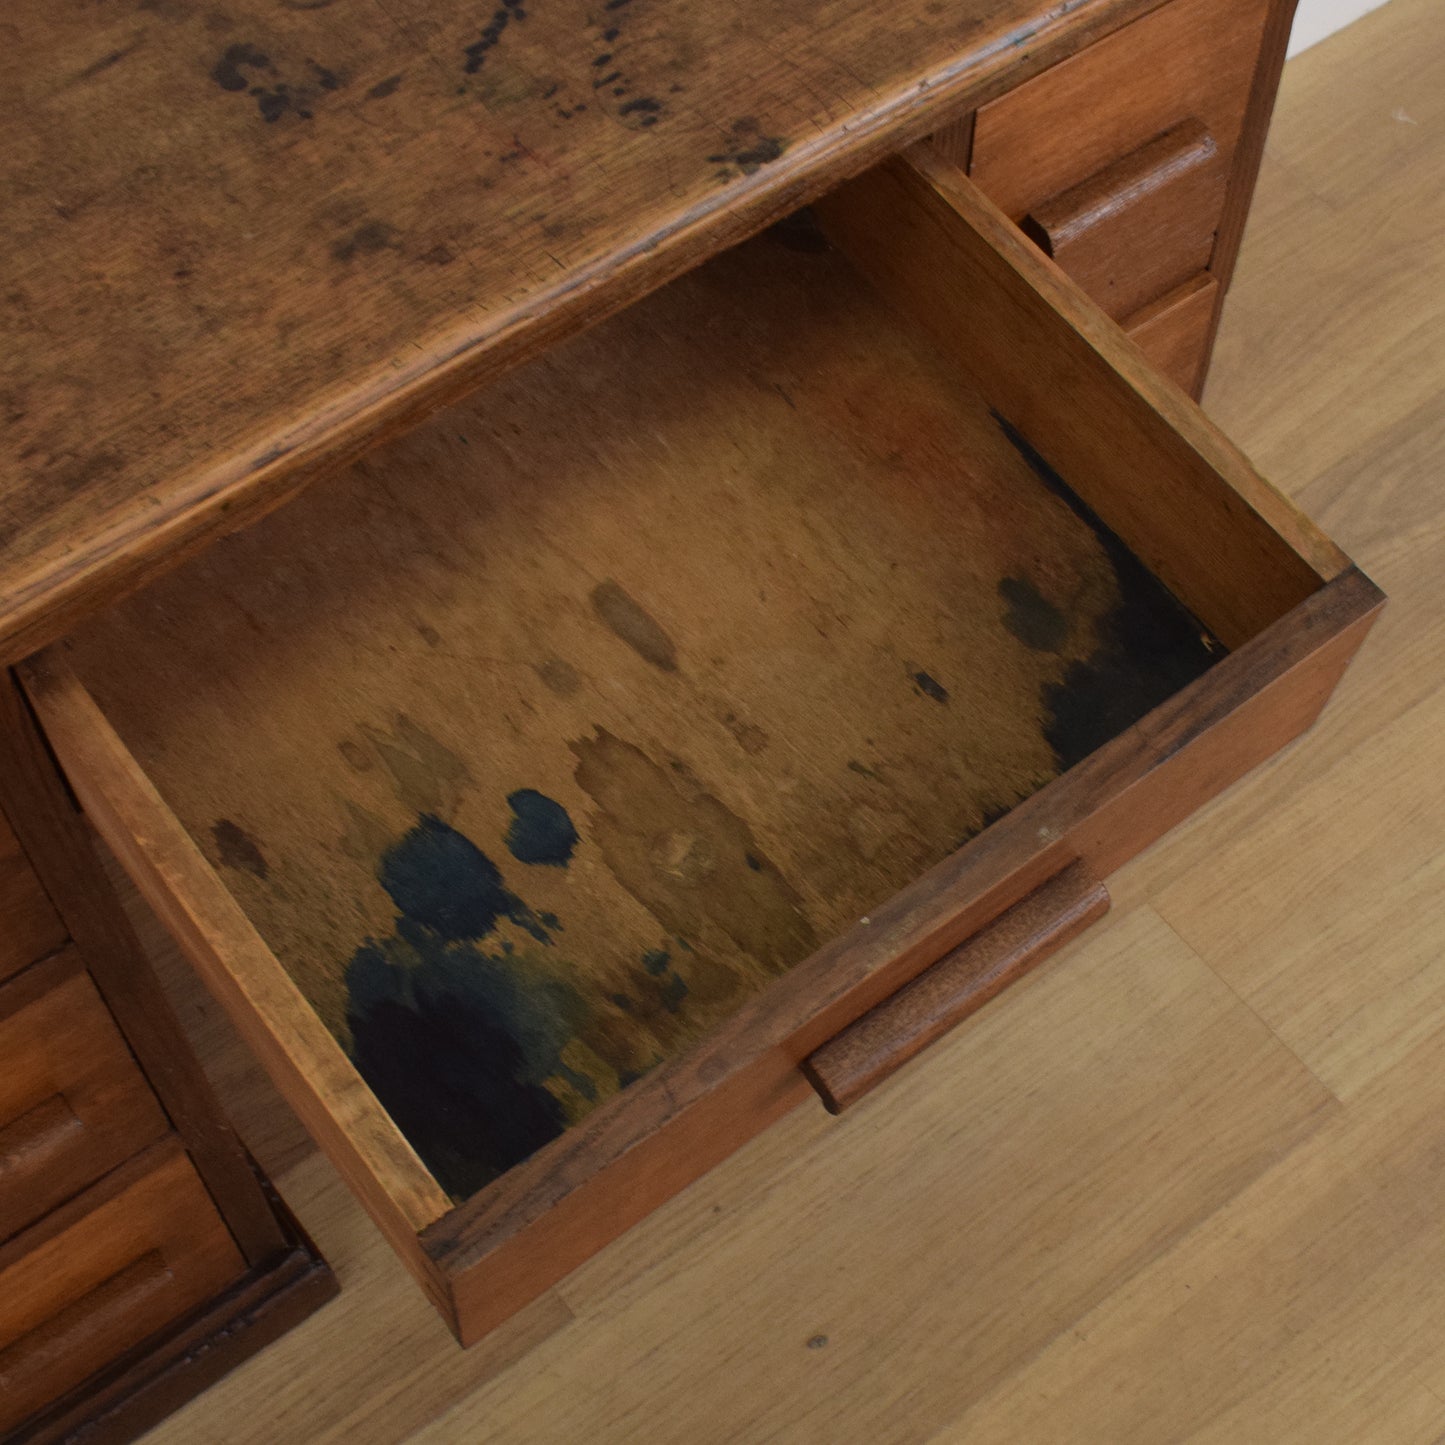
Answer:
xmin=0 ymin=0 xmax=1147 ymax=663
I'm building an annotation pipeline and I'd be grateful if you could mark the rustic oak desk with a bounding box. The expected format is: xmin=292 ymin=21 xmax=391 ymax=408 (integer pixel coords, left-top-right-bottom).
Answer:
xmin=0 ymin=0 xmax=1381 ymax=1436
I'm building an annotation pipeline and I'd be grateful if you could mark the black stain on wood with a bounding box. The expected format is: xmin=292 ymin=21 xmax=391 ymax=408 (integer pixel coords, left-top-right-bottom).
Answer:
xmin=378 ymin=814 xmax=551 ymax=942
xmin=709 ymin=119 xmax=787 ymax=177
xmin=591 ymin=579 xmax=678 ymax=671
xmin=505 ymin=788 xmax=579 ymax=867
xmin=990 ymin=410 xmax=1222 ymax=770
xmin=912 ymin=669 xmax=949 ymax=703
xmin=212 ymin=818 xmax=269 ymax=879
xmin=998 ymin=575 xmax=1069 ymax=652
xmin=211 ymin=42 xmax=270 ymax=92
xmin=463 ymin=0 xmax=528 ymax=74
xmin=367 ymin=73 xmax=404 ymax=100
xmin=346 ymin=920 xmax=582 ymax=1196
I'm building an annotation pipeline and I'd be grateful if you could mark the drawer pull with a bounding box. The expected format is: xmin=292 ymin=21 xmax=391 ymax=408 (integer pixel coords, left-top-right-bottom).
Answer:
xmin=0 ymin=1251 xmax=171 ymax=1395
xmin=1020 ymin=119 xmax=1226 ymax=322
xmin=802 ymin=863 xmax=1108 ymax=1113
xmin=0 ymin=1095 xmax=84 ymax=1180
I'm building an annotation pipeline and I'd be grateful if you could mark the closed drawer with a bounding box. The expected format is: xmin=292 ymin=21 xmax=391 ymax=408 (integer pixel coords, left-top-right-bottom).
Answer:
xmin=0 ymin=816 xmax=65 ymax=986
xmin=0 ymin=1137 xmax=244 ymax=1435
xmin=0 ymin=950 xmax=169 ymax=1241
xmin=20 ymin=151 xmax=1380 ymax=1346
xmin=971 ymin=0 xmax=1269 ymax=317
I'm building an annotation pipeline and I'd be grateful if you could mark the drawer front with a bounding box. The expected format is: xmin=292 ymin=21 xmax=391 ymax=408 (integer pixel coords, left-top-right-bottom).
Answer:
xmin=0 ymin=1138 xmax=244 ymax=1435
xmin=0 ymin=815 xmax=66 ymax=986
xmin=19 ymin=150 xmax=1369 ymax=1347
xmin=0 ymin=951 xmax=170 ymax=1241
xmin=971 ymin=0 xmax=1269 ymax=314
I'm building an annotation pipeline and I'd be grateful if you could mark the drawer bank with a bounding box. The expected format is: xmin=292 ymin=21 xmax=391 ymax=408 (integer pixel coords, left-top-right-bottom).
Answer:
xmin=19 ymin=148 xmax=1380 ymax=1346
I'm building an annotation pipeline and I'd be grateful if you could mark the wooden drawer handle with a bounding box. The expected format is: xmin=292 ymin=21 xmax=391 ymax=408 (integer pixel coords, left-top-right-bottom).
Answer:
xmin=1019 ymin=118 xmax=1226 ymax=322
xmin=802 ymin=862 xmax=1109 ymax=1113
xmin=0 ymin=1251 xmax=171 ymax=1393
xmin=0 ymin=1095 xmax=84 ymax=1179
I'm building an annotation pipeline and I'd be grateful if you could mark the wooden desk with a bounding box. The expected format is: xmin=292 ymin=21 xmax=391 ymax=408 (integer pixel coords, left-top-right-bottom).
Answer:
xmin=1 ymin=0 xmax=1374 ymax=1434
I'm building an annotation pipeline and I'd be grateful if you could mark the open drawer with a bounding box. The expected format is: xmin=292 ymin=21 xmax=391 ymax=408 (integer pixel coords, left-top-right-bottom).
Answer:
xmin=17 ymin=148 xmax=1382 ymax=1345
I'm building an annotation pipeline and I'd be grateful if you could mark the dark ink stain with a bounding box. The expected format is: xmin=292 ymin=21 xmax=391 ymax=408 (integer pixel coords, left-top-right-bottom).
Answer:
xmin=254 ymin=86 xmax=292 ymax=122
xmin=618 ymin=96 xmax=660 ymax=116
xmin=212 ymin=819 xmax=269 ymax=879
xmin=912 ymin=670 xmax=949 ymax=704
xmin=846 ymin=759 xmax=882 ymax=782
xmin=211 ymin=42 xmax=269 ymax=92
xmin=592 ymin=52 xmax=614 ymax=66
xmin=367 ymin=73 xmax=403 ymax=100
xmin=416 ymin=622 xmax=442 ymax=647
xmin=660 ymin=972 xmax=688 ymax=1012
xmin=642 ymin=948 xmax=670 ymax=975
xmin=590 ymin=580 xmax=678 ymax=671
xmin=602 ymin=25 xmax=620 ymax=39
xmin=463 ymin=0 xmax=527 ymax=74
xmin=331 ymin=218 xmax=400 ymax=262
xmin=378 ymin=814 xmax=550 ymax=942
xmin=307 ymin=58 xmax=341 ymax=90
xmin=571 ymin=730 xmax=817 ymax=977
xmin=505 ymin=789 xmax=579 ymax=867
xmin=991 ymin=410 xmax=1222 ymax=769
xmin=998 ymin=575 xmax=1069 ymax=652
xmin=346 ymin=930 xmax=582 ymax=1197
xmin=709 ymin=119 xmax=787 ymax=176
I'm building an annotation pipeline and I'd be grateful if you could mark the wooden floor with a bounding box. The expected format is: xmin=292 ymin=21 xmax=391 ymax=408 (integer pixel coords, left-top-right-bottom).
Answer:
xmin=141 ymin=1 xmax=1445 ymax=1438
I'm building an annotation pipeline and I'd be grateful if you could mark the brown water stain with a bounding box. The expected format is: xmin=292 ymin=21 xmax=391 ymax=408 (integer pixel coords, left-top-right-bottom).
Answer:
xmin=361 ymin=713 xmax=472 ymax=818
xmin=590 ymin=579 xmax=678 ymax=672
xmin=571 ymin=729 xmax=816 ymax=982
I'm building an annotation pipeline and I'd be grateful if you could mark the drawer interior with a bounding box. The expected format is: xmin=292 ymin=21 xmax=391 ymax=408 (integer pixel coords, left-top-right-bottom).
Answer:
xmin=44 ymin=154 xmax=1338 ymax=1216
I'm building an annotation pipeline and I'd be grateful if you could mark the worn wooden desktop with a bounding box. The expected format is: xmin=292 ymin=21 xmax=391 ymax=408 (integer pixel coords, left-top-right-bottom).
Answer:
xmin=0 ymin=0 xmax=1379 ymax=1435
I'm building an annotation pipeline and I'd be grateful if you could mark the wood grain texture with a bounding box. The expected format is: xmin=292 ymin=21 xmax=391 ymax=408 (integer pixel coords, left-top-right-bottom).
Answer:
xmin=0 ymin=671 xmax=292 ymax=1268
xmin=0 ymin=1139 xmax=244 ymax=1436
xmin=1020 ymin=118 xmax=1226 ymax=322
xmin=52 ymin=216 xmax=1221 ymax=1202
xmin=119 ymin=7 xmax=1437 ymax=1435
xmin=970 ymin=0 xmax=1269 ymax=223
xmin=0 ymin=816 xmax=66 ymax=986
xmin=816 ymin=149 xmax=1346 ymax=645
xmin=1124 ymin=271 xmax=1219 ymax=396
xmin=802 ymin=861 xmax=1108 ymax=1111
xmin=0 ymin=948 xmax=170 ymax=1242
xmin=0 ymin=0 xmax=1176 ymax=668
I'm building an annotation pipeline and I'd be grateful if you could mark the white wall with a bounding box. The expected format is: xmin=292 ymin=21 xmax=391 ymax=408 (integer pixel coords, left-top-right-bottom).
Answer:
xmin=1288 ymin=0 xmax=1394 ymax=57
